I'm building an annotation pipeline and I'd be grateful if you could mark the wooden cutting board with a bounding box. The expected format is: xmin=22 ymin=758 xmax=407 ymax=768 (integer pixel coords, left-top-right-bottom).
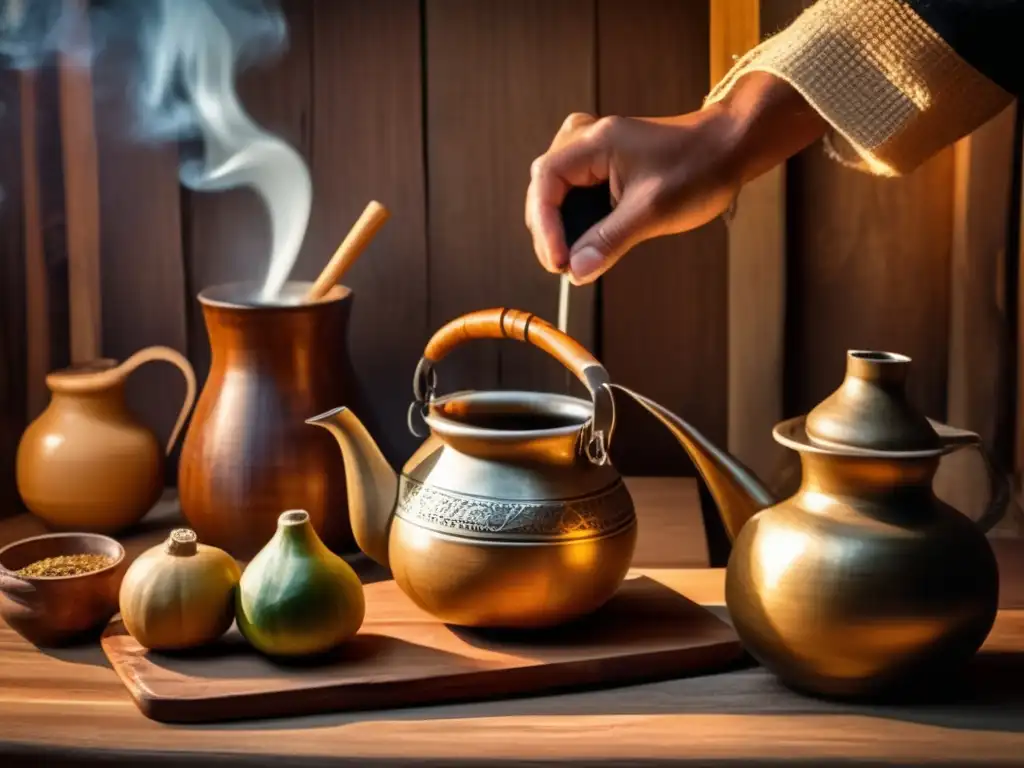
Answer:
xmin=101 ymin=572 xmax=744 ymax=723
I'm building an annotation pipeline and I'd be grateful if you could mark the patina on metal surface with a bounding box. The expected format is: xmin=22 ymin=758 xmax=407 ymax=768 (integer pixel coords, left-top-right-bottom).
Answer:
xmin=308 ymin=308 xmax=635 ymax=629
xmin=613 ymin=350 xmax=1008 ymax=700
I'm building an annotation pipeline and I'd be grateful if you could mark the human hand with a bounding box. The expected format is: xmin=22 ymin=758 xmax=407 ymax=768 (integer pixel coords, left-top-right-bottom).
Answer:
xmin=525 ymin=108 xmax=740 ymax=285
xmin=525 ymin=72 xmax=827 ymax=285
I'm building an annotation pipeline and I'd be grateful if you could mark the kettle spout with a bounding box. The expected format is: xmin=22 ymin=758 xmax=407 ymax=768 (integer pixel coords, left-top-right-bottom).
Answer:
xmin=610 ymin=385 xmax=776 ymax=541
xmin=306 ymin=406 xmax=397 ymax=568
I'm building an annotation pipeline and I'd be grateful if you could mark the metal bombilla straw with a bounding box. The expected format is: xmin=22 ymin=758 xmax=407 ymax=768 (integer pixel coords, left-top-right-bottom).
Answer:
xmin=557 ymin=182 xmax=615 ymax=396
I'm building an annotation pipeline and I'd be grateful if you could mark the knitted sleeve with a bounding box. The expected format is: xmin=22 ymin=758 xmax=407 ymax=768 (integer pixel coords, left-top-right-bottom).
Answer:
xmin=704 ymin=0 xmax=1015 ymax=176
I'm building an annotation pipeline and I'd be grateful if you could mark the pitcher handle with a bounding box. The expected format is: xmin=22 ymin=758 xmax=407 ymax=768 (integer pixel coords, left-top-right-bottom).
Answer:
xmin=117 ymin=346 xmax=198 ymax=456
xmin=413 ymin=308 xmax=615 ymax=464
xmin=929 ymin=418 xmax=1010 ymax=533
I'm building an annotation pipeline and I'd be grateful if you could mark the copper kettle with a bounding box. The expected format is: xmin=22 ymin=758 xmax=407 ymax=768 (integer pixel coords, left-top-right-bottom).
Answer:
xmin=309 ymin=308 xmax=633 ymax=629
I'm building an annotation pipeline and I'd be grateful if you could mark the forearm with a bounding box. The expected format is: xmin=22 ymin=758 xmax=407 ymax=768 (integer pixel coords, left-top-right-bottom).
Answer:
xmin=712 ymin=72 xmax=827 ymax=188
xmin=706 ymin=0 xmax=1015 ymax=177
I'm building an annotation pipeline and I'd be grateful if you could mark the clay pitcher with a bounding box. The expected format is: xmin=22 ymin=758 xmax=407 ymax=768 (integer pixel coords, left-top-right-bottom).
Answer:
xmin=178 ymin=281 xmax=357 ymax=560
xmin=16 ymin=347 xmax=196 ymax=533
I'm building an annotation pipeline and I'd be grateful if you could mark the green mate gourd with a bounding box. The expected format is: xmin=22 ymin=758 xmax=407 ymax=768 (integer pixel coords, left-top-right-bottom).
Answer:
xmin=236 ymin=510 xmax=365 ymax=657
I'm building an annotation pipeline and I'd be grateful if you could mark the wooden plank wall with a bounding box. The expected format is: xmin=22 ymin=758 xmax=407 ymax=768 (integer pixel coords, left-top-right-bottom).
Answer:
xmin=305 ymin=0 xmax=427 ymax=464
xmin=58 ymin=0 xmax=103 ymax=367
xmin=20 ymin=70 xmax=48 ymax=423
xmin=1 ymin=62 xmax=69 ymax=519
xmin=92 ymin=32 xmax=190 ymax=484
xmin=599 ymin=0 xmax=727 ymax=478
xmin=935 ymin=104 xmax=1018 ymax=525
xmin=786 ymin=155 xmax=957 ymax=409
xmin=0 ymin=70 xmax=27 ymax=518
xmin=0 ymin=1 xmax=1022 ymax=540
xmin=427 ymin=0 xmax=596 ymax=402
xmin=709 ymin=0 xmax=803 ymax=496
xmin=29 ymin=65 xmax=71 ymax=396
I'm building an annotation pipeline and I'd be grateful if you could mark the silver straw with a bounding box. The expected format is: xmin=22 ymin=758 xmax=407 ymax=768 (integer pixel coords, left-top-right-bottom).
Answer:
xmin=557 ymin=272 xmax=570 ymax=334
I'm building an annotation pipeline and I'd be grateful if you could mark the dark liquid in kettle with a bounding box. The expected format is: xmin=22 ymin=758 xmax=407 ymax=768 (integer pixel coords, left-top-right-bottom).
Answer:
xmin=444 ymin=411 xmax=585 ymax=432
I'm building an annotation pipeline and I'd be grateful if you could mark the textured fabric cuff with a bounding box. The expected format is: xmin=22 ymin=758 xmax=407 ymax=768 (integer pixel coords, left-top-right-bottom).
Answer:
xmin=704 ymin=0 xmax=1013 ymax=176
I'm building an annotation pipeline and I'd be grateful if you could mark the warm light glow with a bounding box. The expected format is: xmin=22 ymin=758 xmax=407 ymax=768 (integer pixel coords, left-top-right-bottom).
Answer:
xmin=799 ymin=491 xmax=832 ymax=514
xmin=758 ymin=526 xmax=808 ymax=592
xmin=561 ymin=537 xmax=599 ymax=571
xmin=42 ymin=433 xmax=65 ymax=452
xmin=210 ymin=371 xmax=245 ymax=459
xmin=291 ymin=343 xmax=312 ymax=395
xmin=403 ymin=521 xmax=437 ymax=553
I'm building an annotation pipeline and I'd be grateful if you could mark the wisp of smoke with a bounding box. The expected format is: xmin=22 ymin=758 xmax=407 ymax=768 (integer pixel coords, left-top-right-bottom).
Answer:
xmin=140 ymin=0 xmax=311 ymax=301
xmin=0 ymin=0 xmax=312 ymax=302
xmin=0 ymin=0 xmax=70 ymax=69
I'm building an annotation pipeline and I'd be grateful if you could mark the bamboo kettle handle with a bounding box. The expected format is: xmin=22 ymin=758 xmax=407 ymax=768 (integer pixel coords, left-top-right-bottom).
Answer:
xmin=414 ymin=308 xmax=615 ymax=463
xmin=118 ymin=346 xmax=198 ymax=456
xmin=423 ymin=308 xmax=599 ymax=383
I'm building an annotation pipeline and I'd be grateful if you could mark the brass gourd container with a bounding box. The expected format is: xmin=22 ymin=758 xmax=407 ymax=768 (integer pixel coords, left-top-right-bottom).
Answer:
xmin=625 ymin=349 xmax=1007 ymax=699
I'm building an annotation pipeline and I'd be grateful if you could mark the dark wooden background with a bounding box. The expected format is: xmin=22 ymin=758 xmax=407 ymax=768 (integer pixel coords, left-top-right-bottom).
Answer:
xmin=1 ymin=0 xmax=1022 ymax=534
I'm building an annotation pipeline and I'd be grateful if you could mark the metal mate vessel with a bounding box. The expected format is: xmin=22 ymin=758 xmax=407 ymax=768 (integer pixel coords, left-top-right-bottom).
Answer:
xmin=309 ymin=308 xmax=634 ymax=630
xmin=312 ymin=307 xmax=1007 ymax=700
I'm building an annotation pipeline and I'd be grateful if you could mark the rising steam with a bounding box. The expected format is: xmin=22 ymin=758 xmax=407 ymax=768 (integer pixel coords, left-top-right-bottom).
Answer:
xmin=139 ymin=0 xmax=310 ymax=300
xmin=0 ymin=0 xmax=311 ymax=301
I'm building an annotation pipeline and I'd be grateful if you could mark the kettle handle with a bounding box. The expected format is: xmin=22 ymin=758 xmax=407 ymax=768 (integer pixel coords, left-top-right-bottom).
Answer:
xmin=413 ymin=308 xmax=615 ymax=464
xmin=421 ymin=308 xmax=601 ymax=383
xmin=930 ymin=419 xmax=1010 ymax=533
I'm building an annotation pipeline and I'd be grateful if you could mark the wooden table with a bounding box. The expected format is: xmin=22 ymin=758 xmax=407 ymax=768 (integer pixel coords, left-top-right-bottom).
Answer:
xmin=1 ymin=478 xmax=1023 ymax=766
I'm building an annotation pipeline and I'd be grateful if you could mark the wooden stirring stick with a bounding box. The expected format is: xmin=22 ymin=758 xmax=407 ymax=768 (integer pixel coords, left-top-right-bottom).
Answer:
xmin=304 ymin=201 xmax=390 ymax=302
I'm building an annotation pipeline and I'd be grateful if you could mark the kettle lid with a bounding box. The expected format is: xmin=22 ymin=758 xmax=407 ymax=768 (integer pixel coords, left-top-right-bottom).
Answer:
xmin=775 ymin=350 xmax=943 ymax=456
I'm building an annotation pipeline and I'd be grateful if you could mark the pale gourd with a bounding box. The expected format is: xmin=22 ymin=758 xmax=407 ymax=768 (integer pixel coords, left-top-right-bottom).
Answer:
xmin=119 ymin=528 xmax=241 ymax=650
xmin=236 ymin=509 xmax=365 ymax=657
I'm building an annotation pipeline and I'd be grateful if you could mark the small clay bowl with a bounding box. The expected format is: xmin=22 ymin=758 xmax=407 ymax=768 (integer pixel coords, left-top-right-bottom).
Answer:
xmin=0 ymin=532 xmax=126 ymax=647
